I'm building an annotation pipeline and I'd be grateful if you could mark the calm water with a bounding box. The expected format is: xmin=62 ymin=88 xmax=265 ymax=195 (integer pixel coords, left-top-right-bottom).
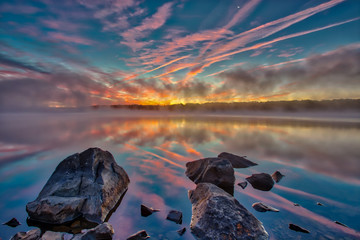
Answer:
xmin=0 ymin=112 xmax=360 ymax=240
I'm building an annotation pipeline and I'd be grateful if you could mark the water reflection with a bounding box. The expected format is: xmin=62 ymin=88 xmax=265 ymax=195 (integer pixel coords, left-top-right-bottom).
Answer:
xmin=0 ymin=112 xmax=359 ymax=239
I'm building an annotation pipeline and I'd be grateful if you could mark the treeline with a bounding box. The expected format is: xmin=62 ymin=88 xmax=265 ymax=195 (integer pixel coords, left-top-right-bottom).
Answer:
xmin=92 ymin=99 xmax=360 ymax=112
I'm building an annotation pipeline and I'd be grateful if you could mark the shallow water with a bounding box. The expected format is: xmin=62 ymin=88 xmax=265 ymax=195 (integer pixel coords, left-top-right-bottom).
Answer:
xmin=0 ymin=112 xmax=359 ymax=239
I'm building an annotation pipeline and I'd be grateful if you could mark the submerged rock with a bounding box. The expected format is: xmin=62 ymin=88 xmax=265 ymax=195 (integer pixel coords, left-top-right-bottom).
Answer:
xmin=26 ymin=148 xmax=130 ymax=225
xmin=334 ymin=221 xmax=349 ymax=228
xmin=177 ymin=227 xmax=186 ymax=236
xmin=293 ymin=203 xmax=300 ymax=207
xmin=316 ymin=202 xmax=324 ymax=206
xmin=246 ymin=173 xmax=274 ymax=191
xmin=189 ymin=183 xmax=268 ymax=240
xmin=141 ymin=204 xmax=159 ymax=217
xmin=166 ymin=210 xmax=183 ymax=224
xmin=3 ymin=217 xmax=21 ymax=227
xmin=289 ymin=224 xmax=310 ymax=233
xmin=252 ymin=202 xmax=279 ymax=212
xmin=10 ymin=229 xmax=41 ymax=240
xmin=127 ymin=230 xmax=150 ymax=240
xmin=185 ymin=157 xmax=235 ymax=195
xmin=237 ymin=181 xmax=247 ymax=189
xmin=218 ymin=152 xmax=257 ymax=168
xmin=271 ymin=171 xmax=284 ymax=183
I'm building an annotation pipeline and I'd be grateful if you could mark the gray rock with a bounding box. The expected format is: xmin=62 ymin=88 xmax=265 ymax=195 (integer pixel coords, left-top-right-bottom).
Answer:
xmin=246 ymin=173 xmax=274 ymax=191
xmin=26 ymin=148 xmax=130 ymax=225
xmin=185 ymin=157 xmax=235 ymax=195
xmin=252 ymin=202 xmax=279 ymax=212
xmin=166 ymin=210 xmax=182 ymax=224
xmin=10 ymin=229 xmax=41 ymax=240
xmin=72 ymin=222 xmax=114 ymax=240
xmin=271 ymin=171 xmax=284 ymax=183
xmin=40 ymin=231 xmax=64 ymax=240
xmin=189 ymin=183 xmax=269 ymax=240
xmin=126 ymin=230 xmax=150 ymax=240
xmin=288 ymin=223 xmax=310 ymax=233
xmin=3 ymin=217 xmax=21 ymax=227
xmin=141 ymin=204 xmax=159 ymax=217
xmin=177 ymin=227 xmax=186 ymax=236
xmin=218 ymin=152 xmax=257 ymax=168
xmin=237 ymin=181 xmax=247 ymax=189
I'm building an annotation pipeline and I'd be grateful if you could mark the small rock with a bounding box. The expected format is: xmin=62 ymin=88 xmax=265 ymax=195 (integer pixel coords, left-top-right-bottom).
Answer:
xmin=289 ymin=223 xmax=310 ymax=233
xmin=334 ymin=221 xmax=348 ymax=228
xmin=166 ymin=210 xmax=182 ymax=224
xmin=40 ymin=231 xmax=64 ymax=240
xmin=72 ymin=223 xmax=114 ymax=240
xmin=252 ymin=202 xmax=279 ymax=212
xmin=10 ymin=229 xmax=41 ymax=240
xmin=185 ymin=157 xmax=235 ymax=195
xmin=189 ymin=183 xmax=268 ymax=240
xmin=177 ymin=227 xmax=186 ymax=236
xmin=237 ymin=181 xmax=247 ymax=189
xmin=127 ymin=230 xmax=150 ymax=240
xmin=3 ymin=218 xmax=21 ymax=227
xmin=246 ymin=173 xmax=274 ymax=191
xmin=317 ymin=202 xmax=324 ymax=206
xmin=293 ymin=203 xmax=300 ymax=206
xmin=217 ymin=152 xmax=257 ymax=168
xmin=141 ymin=204 xmax=159 ymax=217
xmin=271 ymin=171 xmax=284 ymax=183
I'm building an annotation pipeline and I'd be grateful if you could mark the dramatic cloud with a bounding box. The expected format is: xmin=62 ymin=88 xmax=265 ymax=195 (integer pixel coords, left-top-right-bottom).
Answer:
xmin=0 ymin=54 xmax=49 ymax=74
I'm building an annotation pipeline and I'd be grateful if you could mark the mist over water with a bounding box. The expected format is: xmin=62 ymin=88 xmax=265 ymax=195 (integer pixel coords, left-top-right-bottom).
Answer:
xmin=0 ymin=112 xmax=359 ymax=239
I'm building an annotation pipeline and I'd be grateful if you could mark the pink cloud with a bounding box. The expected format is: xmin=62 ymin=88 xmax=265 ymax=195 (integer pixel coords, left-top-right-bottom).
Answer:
xmin=0 ymin=3 xmax=41 ymax=14
xmin=47 ymin=32 xmax=94 ymax=45
xmin=120 ymin=2 xmax=174 ymax=51
xmin=41 ymin=19 xmax=86 ymax=32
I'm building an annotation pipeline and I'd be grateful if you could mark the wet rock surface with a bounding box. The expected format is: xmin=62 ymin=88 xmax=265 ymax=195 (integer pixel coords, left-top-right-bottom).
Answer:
xmin=10 ymin=229 xmax=41 ymax=240
xmin=26 ymin=148 xmax=130 ymax=226
xmin=218 ymin=152 xmax=257 ymax=168
xmin=185 ymin=157 xmax=235 ymax=195
xmin=72 ymin=222 xmax=114 ymax=240
xmin=271 ymin=171 xmax=284 ymax=183
xmin=177 ymin=227 xmax=186 ymax=236
xmin=289 ymin=224 xmax=310 ymax=233
xmin=166 ymin=210 xmax=183 ymax=224
xmin=140 ymin=204 xmax=159 ymax=217
xmin=252 ymin=202 xmax=280 ymax=212
xmin=189 ymin=183 xmax=268 ymax=240
xmin=126 ymin=230 xmax=150 ymax=240
xmin=3 ymin=217 xmax=21 ymax=227
xmin=246 ymin=173 xmax=274 ymax=191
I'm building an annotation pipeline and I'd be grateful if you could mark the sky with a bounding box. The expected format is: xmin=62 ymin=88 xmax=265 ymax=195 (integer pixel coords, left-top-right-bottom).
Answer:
xmin=0 ymin=0 xmax=359 ymax=108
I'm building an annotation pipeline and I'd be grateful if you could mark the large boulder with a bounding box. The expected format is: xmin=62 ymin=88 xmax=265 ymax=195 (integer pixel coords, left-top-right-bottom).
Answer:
xmin=185 ymin=157 xmax=235 ymax=195
xmin=189 ymin=183 xmax=269 ymax=240
xmin=26 ymin=148 xmax=130 ymax=225
xmin=218 ymin=152 xmax=257 ymax=168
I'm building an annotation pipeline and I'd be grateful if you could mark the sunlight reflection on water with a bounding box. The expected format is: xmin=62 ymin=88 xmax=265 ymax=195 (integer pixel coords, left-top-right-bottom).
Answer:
xmin=0 ymin=112 xmax=359 ymax=239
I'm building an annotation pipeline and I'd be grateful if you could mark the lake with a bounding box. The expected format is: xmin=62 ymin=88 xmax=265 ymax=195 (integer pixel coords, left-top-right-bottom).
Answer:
xmin=0 ymin=111 xmax=359 ymax=239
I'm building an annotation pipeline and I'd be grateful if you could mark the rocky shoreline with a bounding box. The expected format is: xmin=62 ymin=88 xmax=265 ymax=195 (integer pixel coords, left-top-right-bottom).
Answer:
xmin=6 ymin=148 xmax=334 ymax=239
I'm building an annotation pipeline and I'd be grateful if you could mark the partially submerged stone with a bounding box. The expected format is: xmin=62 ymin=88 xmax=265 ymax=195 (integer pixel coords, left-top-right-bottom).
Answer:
xmin=271 ymin=171 xmax=284 ymax=183
xmin=185 ymin=157 xmax=235 ymax=195
xmin=72 ymin=222 xmax=114 ymax=240
xmin=293 ymin=203 xmax=300 ymax=207
xmin=166 ymin=210 xmax=182 ymax=224
xmin=289 ymin=224 xmax=310 ymax=233
xmin=334 ymin=221 xmax=348 ymax=228
xmin=218 ymin=152 xmax=257 ymax=168
xmin=141 ymin=204 xmax=159 ymax=217
xmin=246 ymin=173 xmax=274 ymax=191
xmin=127 ymin=230 xmax=150 ymax=240
xmin=177 ymin=227 xmax=186 ymax=236
xmin=252 ymin=202 xmax=279 ymax=212
xmin=10 ymin=229 xmax=41 ymax=240
xmin=189 ymin=183 xmax=268 ymax=240
xmin=237 ymin=181 xmax=247 ymax=189
xmin=316 ymin=202 xmax=324 ymax=206
xmin=3 ymin=217 xmax=21 ymax=227
xmin=26 ymin=148 xmax=130 ymax=226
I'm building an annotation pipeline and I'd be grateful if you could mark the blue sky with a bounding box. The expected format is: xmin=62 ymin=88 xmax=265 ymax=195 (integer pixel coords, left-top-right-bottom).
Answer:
xmin=0 ymin=0 xmax=359 ymax=108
